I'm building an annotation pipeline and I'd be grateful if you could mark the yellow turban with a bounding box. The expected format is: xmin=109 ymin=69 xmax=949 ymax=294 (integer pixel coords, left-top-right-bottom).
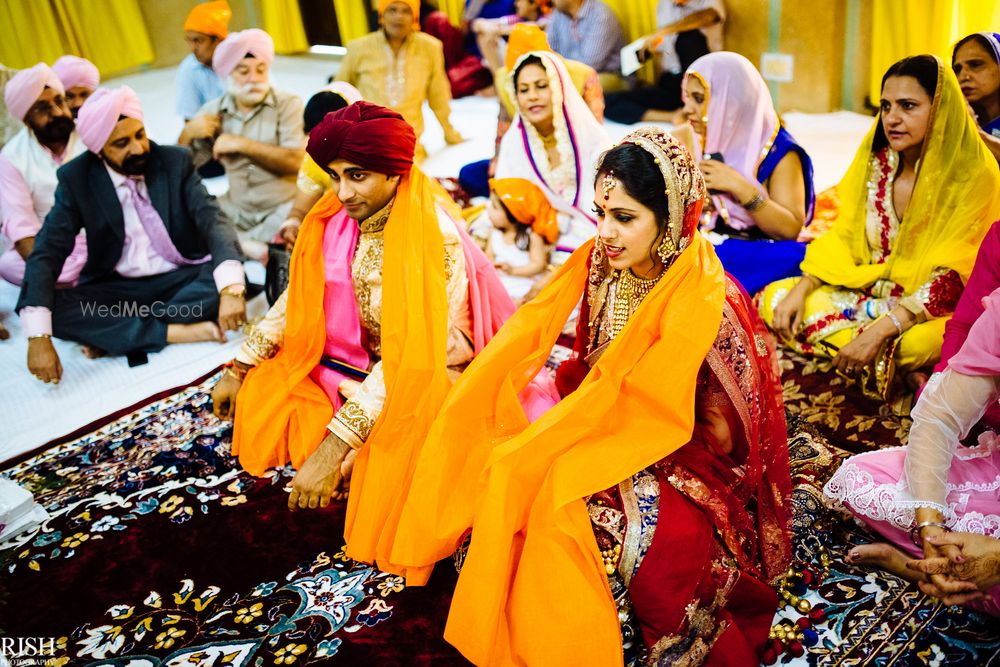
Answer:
xmin=184 ymin=0 xmax=232 ymax=39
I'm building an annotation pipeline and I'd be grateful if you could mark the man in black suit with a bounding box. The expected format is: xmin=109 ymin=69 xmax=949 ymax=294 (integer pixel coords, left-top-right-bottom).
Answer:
xmin=20 ymin=85 xmax=246 ymax=383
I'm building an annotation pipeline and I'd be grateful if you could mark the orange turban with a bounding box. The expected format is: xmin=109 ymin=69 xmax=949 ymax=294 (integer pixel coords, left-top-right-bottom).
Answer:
xmin=505 ymin=23 xmax=552 ymax=71
xmin=378 ymin=0 xmax=420 ymax=29
xmin=490 ymin=178 xmax=560 ymax=244
xmin=184 ymin=0 xmax=232 ymax=39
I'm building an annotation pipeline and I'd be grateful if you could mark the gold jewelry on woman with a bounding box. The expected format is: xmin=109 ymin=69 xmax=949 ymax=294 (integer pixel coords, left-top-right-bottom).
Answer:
xmin=224 ymin=360 xmax=250 ymax=382
xmin=601 ymin=170 xmax=619 ymax=201
xmin=607 ymin=269 xmax=661 ymax=341
xmin=540 ymin=132 xmax=558 ymax=149
xmin=656 ymin=232 xmax=677 ymax=264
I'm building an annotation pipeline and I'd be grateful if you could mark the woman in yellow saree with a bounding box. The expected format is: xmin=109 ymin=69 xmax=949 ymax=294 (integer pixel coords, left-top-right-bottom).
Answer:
xmin=758 ymin=55 xmax=1000 ymax=398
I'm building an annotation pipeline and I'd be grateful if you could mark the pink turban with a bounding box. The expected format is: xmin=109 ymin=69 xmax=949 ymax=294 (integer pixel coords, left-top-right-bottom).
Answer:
xmin=52 ymin=56 xmax=100 ymax=92
xmin=76 ymin=86 xmax=144 ymax=153
xmin=4 ymin=63 xmax=64 ymax=121
xmin=212 ymin=29 xmax=275 ymax=79
xmin=307 ymin=101 xmax=416 ymax=175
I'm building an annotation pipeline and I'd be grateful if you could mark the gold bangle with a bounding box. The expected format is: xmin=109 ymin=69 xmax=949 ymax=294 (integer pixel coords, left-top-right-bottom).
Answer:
xmin=28 ymin=333 xmax=51 ymax=341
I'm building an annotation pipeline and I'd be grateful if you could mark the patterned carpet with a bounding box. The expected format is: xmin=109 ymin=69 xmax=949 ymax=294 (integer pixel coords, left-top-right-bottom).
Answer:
xmin=1 ymin=353 xmax=998 ymax=665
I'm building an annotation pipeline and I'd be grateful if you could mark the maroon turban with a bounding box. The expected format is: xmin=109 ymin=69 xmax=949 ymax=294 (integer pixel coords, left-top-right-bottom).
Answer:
xmin=306 ymin=101 xmax=416 ymax=176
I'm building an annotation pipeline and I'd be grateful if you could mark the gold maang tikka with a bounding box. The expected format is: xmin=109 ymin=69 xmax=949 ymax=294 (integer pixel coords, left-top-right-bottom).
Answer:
xmin=601 ymin=170 xmax=619 ymax=201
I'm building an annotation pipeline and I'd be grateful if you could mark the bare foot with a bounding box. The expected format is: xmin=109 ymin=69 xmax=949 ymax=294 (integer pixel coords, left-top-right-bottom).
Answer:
xmin=847 ymin=543 xmax=922 ymax=583
xmin=0 ymin=322 xmax=8 ymax=340
xmin=166 ymin=321 xmax=225 ymax=344
xmin=288 ymin=435 xmax=350 ymax=510
xmin=82 ymin=345 xmax=107 ymax=359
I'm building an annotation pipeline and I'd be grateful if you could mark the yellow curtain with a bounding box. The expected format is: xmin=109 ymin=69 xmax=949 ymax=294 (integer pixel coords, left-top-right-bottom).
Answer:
xmin=0 ymin=1 xmax=69 ymax=68
xmin=437 ymin=0 xmax=464 ymax=26
xmin=0 ymin=0 xmax=153 ymax=77
xmin=261 ymin=0 xmax=310 ymax=53
xmin=608 ymin=0 xmax=658 ymax=83
xmin=607 ymin=0 xmax=657 ymax=42
xmin=869 ymin=0 xmax=1000 ymax=103
xmin=333 ymin=0 xmax=371 ymax=44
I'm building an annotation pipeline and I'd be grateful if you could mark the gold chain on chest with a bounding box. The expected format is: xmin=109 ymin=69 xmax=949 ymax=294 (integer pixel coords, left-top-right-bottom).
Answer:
xmin=606 ymin=269 xmax=660 ymax=342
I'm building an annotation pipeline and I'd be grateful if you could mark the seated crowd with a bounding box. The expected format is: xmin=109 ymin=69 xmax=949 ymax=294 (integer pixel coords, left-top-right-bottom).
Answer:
xmin=5 ymin=0 xmax=1000 ymax=663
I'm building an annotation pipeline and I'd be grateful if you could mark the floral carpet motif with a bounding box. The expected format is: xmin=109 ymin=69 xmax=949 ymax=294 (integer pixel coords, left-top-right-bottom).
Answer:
xmin=777 ymin=348 xmax=913 ymax=455
xmin=775 ymin=424 xmax=1000 ymax=666
xmin=1 ymin=375 xmax=998 ymax=665
xmin=0 ymin=381 xmax=464 ymax=666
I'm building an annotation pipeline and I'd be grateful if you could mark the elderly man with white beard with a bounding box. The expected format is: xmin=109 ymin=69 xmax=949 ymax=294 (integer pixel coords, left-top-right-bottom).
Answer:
xmin=179 ymin=29 xmax=306 ymax=259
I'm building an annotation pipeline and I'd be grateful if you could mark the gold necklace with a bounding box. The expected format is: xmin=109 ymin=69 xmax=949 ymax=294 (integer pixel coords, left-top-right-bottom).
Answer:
xmin=607 ymin=269 xmax=660 ymax=341
xmin=540 ymin=132 xmax=557 ymax=149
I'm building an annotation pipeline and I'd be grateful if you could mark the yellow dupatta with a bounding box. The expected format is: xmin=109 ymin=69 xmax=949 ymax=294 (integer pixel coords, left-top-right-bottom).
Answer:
xmin=800 ymin=56 xmax=1000 ymax=292
xmin=234 ymin=164 xmax=453 ymax=579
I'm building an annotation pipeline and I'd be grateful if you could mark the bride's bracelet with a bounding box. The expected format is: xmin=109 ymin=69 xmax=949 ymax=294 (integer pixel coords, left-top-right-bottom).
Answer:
xmin=910 ymin=520 xmax=950 ymax=547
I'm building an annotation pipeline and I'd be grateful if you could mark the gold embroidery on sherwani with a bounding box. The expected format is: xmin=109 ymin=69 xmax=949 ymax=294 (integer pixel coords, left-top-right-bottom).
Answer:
xmin=331 ymin=400 xmax=376 ymax=448
xmin=236 ymin=290 xmax=288 ymax=366
xmin=351 ymin=199 xmax=392 ymax=358
xmin=330 ymin=205 xmax=476 ymax=448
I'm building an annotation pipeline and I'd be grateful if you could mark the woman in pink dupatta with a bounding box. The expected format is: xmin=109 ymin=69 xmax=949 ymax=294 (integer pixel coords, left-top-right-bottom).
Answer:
xmin=681 ymin=51 xmax=815 ymax=295
xmin=825 ymin=284 xmax=1000 ymax=616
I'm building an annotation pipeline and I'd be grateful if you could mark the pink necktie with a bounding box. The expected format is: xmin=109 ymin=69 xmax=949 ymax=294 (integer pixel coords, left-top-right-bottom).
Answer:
xmin=123 ymin=178 xmax=209 ymax=266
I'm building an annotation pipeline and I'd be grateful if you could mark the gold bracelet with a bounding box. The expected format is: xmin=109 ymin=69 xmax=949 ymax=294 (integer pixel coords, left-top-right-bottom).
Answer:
xmin=220 ymin=284 xmax=246 ymax=298
xmin=28 ymin=333 xmax=51 ymax=341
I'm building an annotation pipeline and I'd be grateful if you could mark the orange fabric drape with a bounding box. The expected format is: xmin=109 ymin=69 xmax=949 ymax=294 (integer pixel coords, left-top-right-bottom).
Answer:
xmin=232 ymin=189 xmax=344 ymax=474
xmin=234 ymin=164 xmax=453 ymax=589
xmin=396 ymin=231 xmax=726 ymax=665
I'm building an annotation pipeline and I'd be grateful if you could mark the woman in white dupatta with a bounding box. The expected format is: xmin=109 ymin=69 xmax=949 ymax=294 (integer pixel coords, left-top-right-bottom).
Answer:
xmin=494 ymin=50 xmax=612 ymax=258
